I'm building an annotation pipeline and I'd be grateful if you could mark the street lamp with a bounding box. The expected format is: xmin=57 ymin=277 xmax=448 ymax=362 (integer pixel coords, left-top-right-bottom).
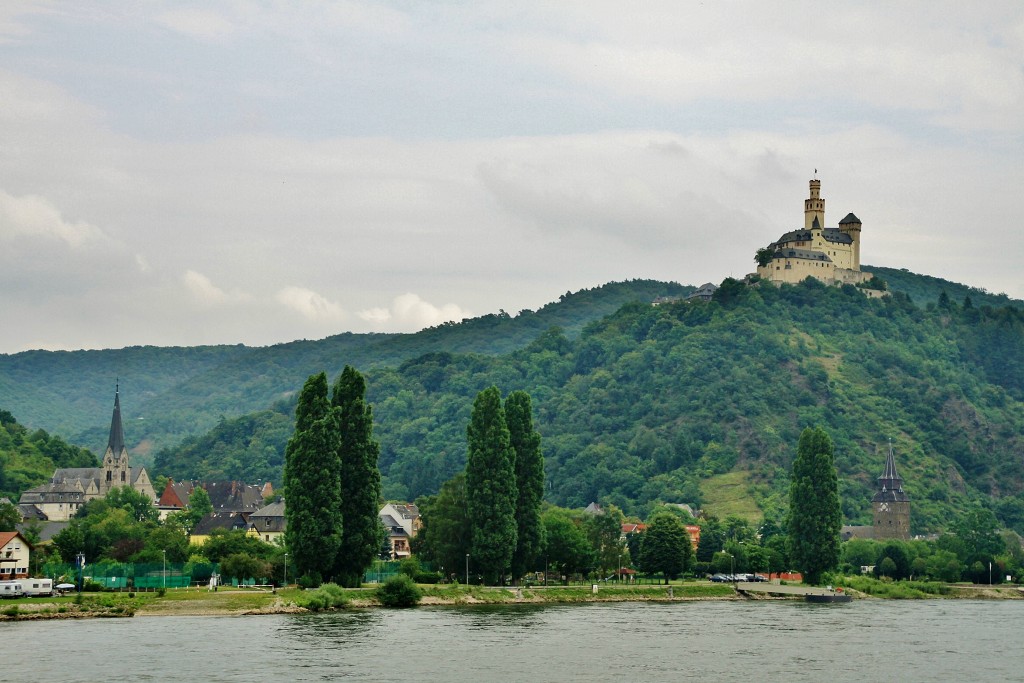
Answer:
xmin=162 ymin=550 xmax=166 ymax=590
xmin=465 ymin=553 xmax=469 ymax=587
xmin=284 ymin=553 xmax=288 ymax=588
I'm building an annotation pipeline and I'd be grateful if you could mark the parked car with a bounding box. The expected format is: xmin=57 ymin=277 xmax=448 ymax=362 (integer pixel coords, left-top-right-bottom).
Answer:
xmin=709 ymin=574 xmax=731 ymax=583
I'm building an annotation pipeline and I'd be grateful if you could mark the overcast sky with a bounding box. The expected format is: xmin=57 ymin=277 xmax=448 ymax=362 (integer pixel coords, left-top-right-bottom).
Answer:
xmin=2 ymin=2 xmax=1022 ymax=353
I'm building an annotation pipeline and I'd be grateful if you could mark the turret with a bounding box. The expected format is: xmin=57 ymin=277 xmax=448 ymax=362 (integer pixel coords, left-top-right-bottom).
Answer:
xmin=839 ymin=212 xmax=862 ymax=270
xmin=804 ymin=178 xmax=825 ymax=230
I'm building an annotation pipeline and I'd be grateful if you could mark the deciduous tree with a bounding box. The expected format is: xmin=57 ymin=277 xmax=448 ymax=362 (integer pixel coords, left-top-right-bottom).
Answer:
xmin=284 ymin=373 xmax=343 ymax=585
xmin=639 ymin=512 xmax=693 ymax=583
xmin=505 ymin=391 xmax=545 ymax=582
xmin=465 ymin=387 xmax=517 ymax=584
xmin=332 ymin=366 xmax=383 ymax=587
xmin=787 ymin=427 xmax=841 ymax=585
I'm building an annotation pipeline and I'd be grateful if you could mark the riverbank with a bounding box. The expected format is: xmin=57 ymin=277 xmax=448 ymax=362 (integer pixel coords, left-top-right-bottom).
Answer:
xmin=3 ymin=579 xmax=1021 ymax=620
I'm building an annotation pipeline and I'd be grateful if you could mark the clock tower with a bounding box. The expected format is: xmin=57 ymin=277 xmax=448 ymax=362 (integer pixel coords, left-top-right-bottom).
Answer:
xmin=872 ymin=442 xmax=910 ymax=540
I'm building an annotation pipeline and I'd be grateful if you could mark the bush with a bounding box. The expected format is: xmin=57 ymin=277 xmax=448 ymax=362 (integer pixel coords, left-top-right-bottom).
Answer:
xmin=414 ymin=571 xmax=442 ymax=584
xmin=297 ymin=583 xmax=349 ymax=612
xmin=297 ymin=572 xmax=322 ymax=589
xmin=377 ymin=574 xmax=422 ymax=607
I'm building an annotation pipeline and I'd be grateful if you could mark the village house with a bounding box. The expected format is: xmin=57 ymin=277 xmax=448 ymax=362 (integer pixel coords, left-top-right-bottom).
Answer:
xmin=0 ymin=530 xmax=31 ymax=580
xmin=379 ymin=502 xmax=420 ymax=559
xmin=249 ymin=499 xmax=286 ymax=545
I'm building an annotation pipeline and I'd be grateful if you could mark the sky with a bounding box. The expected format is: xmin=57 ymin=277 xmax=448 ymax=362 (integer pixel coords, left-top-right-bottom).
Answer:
xmin=1 ymin=2 xmax=1022 ymax=353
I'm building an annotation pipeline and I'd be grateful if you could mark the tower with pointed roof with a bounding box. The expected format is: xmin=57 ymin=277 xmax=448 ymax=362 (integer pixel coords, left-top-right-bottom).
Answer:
xmin=871 ymin=442 xmax=910 ymax=540
xmin=101 ymin=384 xmax=131 ymax=494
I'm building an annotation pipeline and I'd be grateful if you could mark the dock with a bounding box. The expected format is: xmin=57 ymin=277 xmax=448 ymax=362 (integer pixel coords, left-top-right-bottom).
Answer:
xmin=734 ymin=581 xmax=851 ymax=599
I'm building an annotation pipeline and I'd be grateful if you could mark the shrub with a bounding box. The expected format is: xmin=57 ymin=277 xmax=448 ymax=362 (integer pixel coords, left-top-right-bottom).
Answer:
xmin=377 ymin=574 xmax=422 ymax=607
xmin=297 ymin=572 xmax=322 ymax=589
xmin=414 ymin=571 xmax=442 ymax=584
xmin=2 ymin=606 xmax=18 ymax=617
xmin=297 ymin=583 xmax=349 ymax=612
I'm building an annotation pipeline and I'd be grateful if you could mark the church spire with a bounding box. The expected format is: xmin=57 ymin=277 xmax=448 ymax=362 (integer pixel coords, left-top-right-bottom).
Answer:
xmin=106 ymin=384 xmax=126 ymax=457
xmin=877 ymin=440 xmax=904 ymax=494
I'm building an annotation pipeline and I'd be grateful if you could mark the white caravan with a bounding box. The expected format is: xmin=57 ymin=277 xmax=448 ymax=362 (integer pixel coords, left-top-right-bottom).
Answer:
xmin=22 ymin=578 xmax=54 ymax=596
xmin=0 ymin=581 xmax=24 ymax=598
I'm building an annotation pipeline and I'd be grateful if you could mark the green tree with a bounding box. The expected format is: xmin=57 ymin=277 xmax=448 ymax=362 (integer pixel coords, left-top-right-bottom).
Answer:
xmin=185 ymin=486 xmax=213 ymax=531
xmin=0 ymin=500 xmax=20 ymax=531
xmin=787 ymin=427 xmax=841 ymax=585
xmin=284 ymin=373 xmax=343 ymax=585
xmin=639 ymin=512 xmax=693 ymax=583
xmin=585 ymin=504 xmax=625 ymax=579
xmin=220 ymin=552 xmax=271 ymax=583
xmin=505 ymin=391 xmax=545 ymax=582
xmin=103 ymin=485 xmax=158 ymax=523
xmin=542 ymin=507 xmax=593 ymax=583
xmin=331 ymin=366 xmax=383 ymax=588
xmin=465 ymin=387 xmax=517 ymax=584
xmin=412 ymin=472 xmax=471 ymax=578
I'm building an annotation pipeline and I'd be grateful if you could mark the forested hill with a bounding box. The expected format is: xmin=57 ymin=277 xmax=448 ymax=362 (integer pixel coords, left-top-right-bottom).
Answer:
xmin=153 ymin=275 xmax=1024 ymax=538
xmin=0 ymin=280 xmax=688 ymax=455
xmin=3 ymin=271 xmax=1023 ymax=536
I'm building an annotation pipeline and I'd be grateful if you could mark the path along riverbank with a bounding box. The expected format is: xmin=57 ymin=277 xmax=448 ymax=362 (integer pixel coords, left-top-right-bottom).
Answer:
xmin=3 ymin=580 xmax=1022 ymax=620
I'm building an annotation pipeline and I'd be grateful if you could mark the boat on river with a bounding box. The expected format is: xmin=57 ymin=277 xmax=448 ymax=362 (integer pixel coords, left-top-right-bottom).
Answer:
xmin=805 ymin=588 xmax=852 ymax=603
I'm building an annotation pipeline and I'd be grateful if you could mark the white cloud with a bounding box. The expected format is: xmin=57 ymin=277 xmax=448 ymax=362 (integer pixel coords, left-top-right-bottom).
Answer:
xmin=182 ymin=270 xmax=232 ymax=306
xmin=0 ymin=189 xmax=107 ymax=246
xmin=276 ymin=286 xmax=346 ymax=324
xmin=359 ymin=294 xmax=470 ymax=331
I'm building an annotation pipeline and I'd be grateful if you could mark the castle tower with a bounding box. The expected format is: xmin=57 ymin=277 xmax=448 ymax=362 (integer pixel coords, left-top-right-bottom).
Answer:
xmin=101 ymin=385 xmax=131 ymax=494
xmin=839 ymin=213 xmax=863 ymax=270
xmin=804 ymin=178 xmax=825 ymax=230
xmin=872 ymin=442 xmax=910 ymax=540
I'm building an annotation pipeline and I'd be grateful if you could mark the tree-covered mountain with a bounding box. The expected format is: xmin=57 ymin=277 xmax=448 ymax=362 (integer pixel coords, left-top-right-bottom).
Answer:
xmin=150 ymin=274 xmax=1024 ymax=537
xmin=0 ymin=410 xmax=98 ymax=500
xmin=3 ymin=271 xmax=1023 ymax=537
xmin=0 ymin=280 xmax=688 ymax=460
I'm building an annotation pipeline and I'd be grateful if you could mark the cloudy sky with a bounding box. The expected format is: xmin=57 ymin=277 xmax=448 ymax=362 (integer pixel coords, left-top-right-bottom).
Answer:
xmin=2 ymin=2 xmax=1022 ymax=353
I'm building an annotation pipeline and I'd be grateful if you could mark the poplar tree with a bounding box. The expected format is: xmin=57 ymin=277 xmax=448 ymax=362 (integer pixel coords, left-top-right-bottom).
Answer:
xmin=465 ymin=386 xmax=517 ymax=584
xmin=505 ymin=391 xmax=545 ymax=582
xmin=787 ymin=427 xmax=841 ymax=585
xmin=331 ymin=366 xmax=383 ymax=587
xmin=284 ymin=373 xmax=343 ymax=585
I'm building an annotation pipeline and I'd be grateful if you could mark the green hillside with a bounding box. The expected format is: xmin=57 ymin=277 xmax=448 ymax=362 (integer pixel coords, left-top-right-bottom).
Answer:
xmin=3 ymin=272 xmax=1023 ymax=537
xmin=154 ymin=276 xmax=1024 ymax=536
xmin=0 ymin=279 xmax=687 ymax=459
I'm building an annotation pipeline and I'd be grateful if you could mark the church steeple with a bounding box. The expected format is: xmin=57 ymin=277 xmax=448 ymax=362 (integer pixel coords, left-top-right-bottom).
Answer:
xmin=876 ymin=440 xmax=905 ymax=495
xmin=101 ymin=383 xmax=130 ymax=493
xmin=872 ymin=440 xmax=911 ymax=540
xmin=107 ymin=383 xmax=126 ymax=457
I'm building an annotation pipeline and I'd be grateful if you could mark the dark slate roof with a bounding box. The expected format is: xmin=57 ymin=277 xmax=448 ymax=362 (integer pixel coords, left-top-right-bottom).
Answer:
xmin=192 ymin=512 xmax=251 ymax=535
xmin=872 ymin=443 xmax=910 ymax=503
xmin=839 ymin=213 xmax=861 ymax=225
xmin=107 ymin=387 xmax=126 ymax=455
xmin=811 ymin=216 xmax=821 ymax=230
xmin=772 ymin=248 xmax=833 ymax=262
xmin=822 ymin=228 xmax=853 ymax=244
xmin=769 ymin=229 xmax=813 ymax=246
xmin=203 ymin=481 xmax=265 ymax=513
xmin=18 ymin=521 xmax=69 ymax=542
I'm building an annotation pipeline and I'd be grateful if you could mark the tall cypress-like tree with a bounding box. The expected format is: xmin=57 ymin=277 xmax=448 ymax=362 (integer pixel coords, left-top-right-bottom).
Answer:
xmin=284 ymin=373 xmax=343 ymax=584
xmin=505 ymin=391 xmax=545 ymax=582
xmin=465 ymin=386 xmax=517 ymax=584
xmin=787 ymin=427 xmax=841 ymax=585
xmin=331 ymin=366 xmax=383 ymax=587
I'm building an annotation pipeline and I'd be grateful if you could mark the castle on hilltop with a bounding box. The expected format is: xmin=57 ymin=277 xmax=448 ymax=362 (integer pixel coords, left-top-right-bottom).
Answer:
xmin=755 ymin=178 xmax=880 ymax=292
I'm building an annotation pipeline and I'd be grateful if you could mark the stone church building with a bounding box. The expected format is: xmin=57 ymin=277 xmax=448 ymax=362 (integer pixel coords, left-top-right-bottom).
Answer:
xmin=19 ymin=386 xmax=156 ymax=522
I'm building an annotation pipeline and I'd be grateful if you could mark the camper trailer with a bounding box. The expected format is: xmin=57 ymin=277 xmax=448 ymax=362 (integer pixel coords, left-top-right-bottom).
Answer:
xmin=22 ymin=578 xmax=53 ymax=597
xmin=0 ymin=581 xmax=24 ymax=598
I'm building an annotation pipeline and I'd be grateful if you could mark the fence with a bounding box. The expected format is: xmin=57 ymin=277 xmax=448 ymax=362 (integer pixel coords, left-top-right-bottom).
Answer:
xmin=39 ymin=561 xmax=220 ymax=589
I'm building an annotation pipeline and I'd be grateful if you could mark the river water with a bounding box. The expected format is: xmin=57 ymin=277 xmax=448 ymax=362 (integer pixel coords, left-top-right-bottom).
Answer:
xmin=3 ymin=600 xmax=1022 ymax=682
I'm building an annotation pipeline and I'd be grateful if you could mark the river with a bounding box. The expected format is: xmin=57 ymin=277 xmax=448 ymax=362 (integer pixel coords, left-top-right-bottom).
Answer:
xmin=3 ymin=600 xmax=1021 ymax=682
